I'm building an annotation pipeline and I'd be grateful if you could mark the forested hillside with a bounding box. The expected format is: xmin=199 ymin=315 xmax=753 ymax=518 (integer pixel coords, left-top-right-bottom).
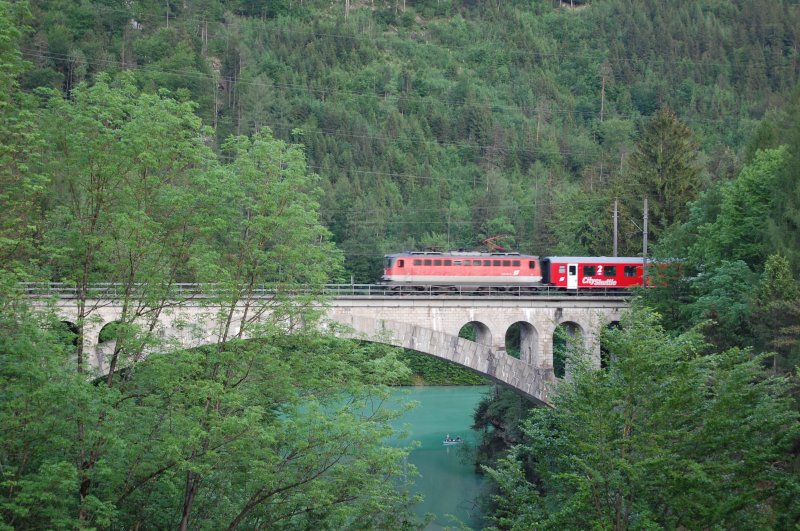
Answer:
xmin=15 ymin=0 xmax=800 ymax=279
xmin=4 ymin=0 xmax=800 ymax=528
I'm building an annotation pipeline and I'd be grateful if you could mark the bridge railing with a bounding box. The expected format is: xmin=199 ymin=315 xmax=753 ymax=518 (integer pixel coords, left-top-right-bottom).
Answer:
xmin=20 ymin=282 xmax=633 ymax=299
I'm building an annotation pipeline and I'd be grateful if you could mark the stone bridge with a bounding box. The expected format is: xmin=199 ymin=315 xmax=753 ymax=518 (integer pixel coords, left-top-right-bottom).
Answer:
xmin=45 ymin=293 xmax=629 ymax=406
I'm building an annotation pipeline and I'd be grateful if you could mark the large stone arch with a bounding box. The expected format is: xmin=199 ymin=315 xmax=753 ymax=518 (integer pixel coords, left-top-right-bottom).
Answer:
xmin=328 ymin=316 xmax=552 ymax=405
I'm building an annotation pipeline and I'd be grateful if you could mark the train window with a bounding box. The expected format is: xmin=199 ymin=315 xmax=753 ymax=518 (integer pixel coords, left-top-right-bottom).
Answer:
xmin=493 ymin=260 xmax=501 ymax=266
xmin=624 ymin=265 xmax=637 ymax=277
xmin=512 ymin=260 xmax=520 ymax=266
xmin=482 ymin=260 xmax=490 ymax=266
xmin=529 ymin=260 xmax=536 ymax=269
xmin=444 ymin=260 xmax=452 ymax=266
xmin=503 ymin=260 xmax=511 ymax=266
xmin=463 ymin=260 xmax=472 ymax=266
xmin=454 ymin=260 xmax=462 ymax=265
xmin=397 ymin=259 xmax=404 ymax=268
xmin=424 ymin=259 xmax=432 ymax=266
xmin=385 ymin=258 xmax=392 ymax=268
xmin=413 ymin=259 xmax=421 ymax=266
xmin=604 ymin=266 xmax=616 ymax=277
xmin=558 ymin=265 xmax=566 ymax=273
xmin=583 ymin=265 xmax=597 ymax=276
xmin=434 ymin=259 xmax=442 ymax=266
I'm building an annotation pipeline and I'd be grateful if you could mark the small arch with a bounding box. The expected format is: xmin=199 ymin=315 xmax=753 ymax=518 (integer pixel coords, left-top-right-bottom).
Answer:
xmin=98 ymin=321 xmax=123 ymax=344
xmin=458 ymin=321 xmax=491 ymax=347
xmin=505 ymin=321 xmax=538 ymax=363
xmin=57 ymin=321 xmax=80 ymax=349
xmin=553 ymin=321 xmax=584 ymax=379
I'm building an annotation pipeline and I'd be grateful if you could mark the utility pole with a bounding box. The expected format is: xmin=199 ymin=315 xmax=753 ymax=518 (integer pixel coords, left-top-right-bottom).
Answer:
xmin=642 ymin=196 xmax=648 ymax=287
xmin=600 ymin=72 xmax=606 ymax=123
xmin=613 ymin=198 xmax=618 ymax=257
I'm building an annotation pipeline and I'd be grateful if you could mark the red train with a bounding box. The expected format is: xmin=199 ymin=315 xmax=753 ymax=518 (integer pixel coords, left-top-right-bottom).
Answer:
xmin=382 ymin=252 xmax=651 ymax=292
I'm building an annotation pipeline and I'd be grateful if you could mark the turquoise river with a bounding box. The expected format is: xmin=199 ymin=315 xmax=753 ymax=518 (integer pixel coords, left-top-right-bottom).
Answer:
xmin=389 ymin=385 xmax=492 ymax=530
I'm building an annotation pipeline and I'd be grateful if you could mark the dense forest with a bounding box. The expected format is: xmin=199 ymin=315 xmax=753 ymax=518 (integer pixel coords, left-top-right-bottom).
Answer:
xmin=2 ymin=0 xmax=800 ymax=528
xmin=12 ymin=0 xmax=800 ymax=278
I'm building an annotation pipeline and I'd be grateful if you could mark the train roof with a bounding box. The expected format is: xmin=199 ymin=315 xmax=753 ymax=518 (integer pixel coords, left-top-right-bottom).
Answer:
xmin=386 ymin=251 xmax=538 ymax=258
xmin=543 ymin=256 xmax=647 ymax=264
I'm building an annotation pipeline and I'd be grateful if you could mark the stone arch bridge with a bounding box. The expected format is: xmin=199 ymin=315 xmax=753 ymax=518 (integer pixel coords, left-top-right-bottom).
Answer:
xmin=44 ymin=290 xmax=629 ymax=406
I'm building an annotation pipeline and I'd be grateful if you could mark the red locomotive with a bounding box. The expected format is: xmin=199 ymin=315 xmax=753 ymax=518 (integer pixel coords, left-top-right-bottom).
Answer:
xmin=382 ymin=251 xmax=541 ymax=292
xmin=382 ymin=251 xmax=651 ymax=291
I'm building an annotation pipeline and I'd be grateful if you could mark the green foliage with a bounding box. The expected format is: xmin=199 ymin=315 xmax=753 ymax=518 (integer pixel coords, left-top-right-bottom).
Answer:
xmin=398 ymin=350 xmax=487 ymax=385
xmin=690 ymin=147 xmax=787 ymax=269
xmin=752 ymin=254 xmax=800 ymax=372
xmin=766 ymin=87 xmax=800 ymax=273
xmin=472 ymin=387 xmax=536 ymax=474
xmin=0 ymin=288 xmax=423 ymax=528
xmin=5 ymin=0 xmax=800 ymax=525
xmin=39 ymin=76 xmax=214 ymax=287
xmin=623 ymin=107 xmax=703 ymax=248
xmin=484 ymin=307 xmax=800 ymax=530
xmin=684 ymin=260 xmax=757 ymax=350
xmin=2 ymin=77 xmax=361 ymax=527
xmin=0 ymin=279 xmax=104 ymax=529
xmin=0 ymin=0 xmax=47 ymax=275
xmin=13 ymin=0 xmax=800 ymax=280
xmin=656 ymin=142 xmax=798 ymax=352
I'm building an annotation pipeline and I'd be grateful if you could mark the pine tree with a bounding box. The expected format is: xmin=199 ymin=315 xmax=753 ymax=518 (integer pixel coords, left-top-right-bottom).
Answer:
xmin=753 ymin=254 xmax=800 ymax=373
xmin=625 ymin=107 xmax=703 ymax=244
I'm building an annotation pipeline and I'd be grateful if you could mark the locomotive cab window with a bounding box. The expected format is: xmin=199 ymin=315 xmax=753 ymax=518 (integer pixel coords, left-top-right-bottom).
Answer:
xmin=397 ymin=259 xmax=404 ymax=268
xmin=583 ymin=265 xmax=597 ymax=276
xmin=624 ymin=265 xmax=637 ymax=277
xmin=529 ymin=260 xmax=536 ymax=269
xmin=604 ymin=266 xmax=616 ymax=277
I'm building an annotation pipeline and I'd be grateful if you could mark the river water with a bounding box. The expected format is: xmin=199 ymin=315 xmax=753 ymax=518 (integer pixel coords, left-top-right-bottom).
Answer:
xmin=389 ymin=386 xmax=492 ymax=530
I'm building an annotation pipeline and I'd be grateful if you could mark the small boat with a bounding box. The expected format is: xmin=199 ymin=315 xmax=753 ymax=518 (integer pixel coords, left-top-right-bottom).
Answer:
xmin=443 ymin=434 xmax=463 ymax=445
